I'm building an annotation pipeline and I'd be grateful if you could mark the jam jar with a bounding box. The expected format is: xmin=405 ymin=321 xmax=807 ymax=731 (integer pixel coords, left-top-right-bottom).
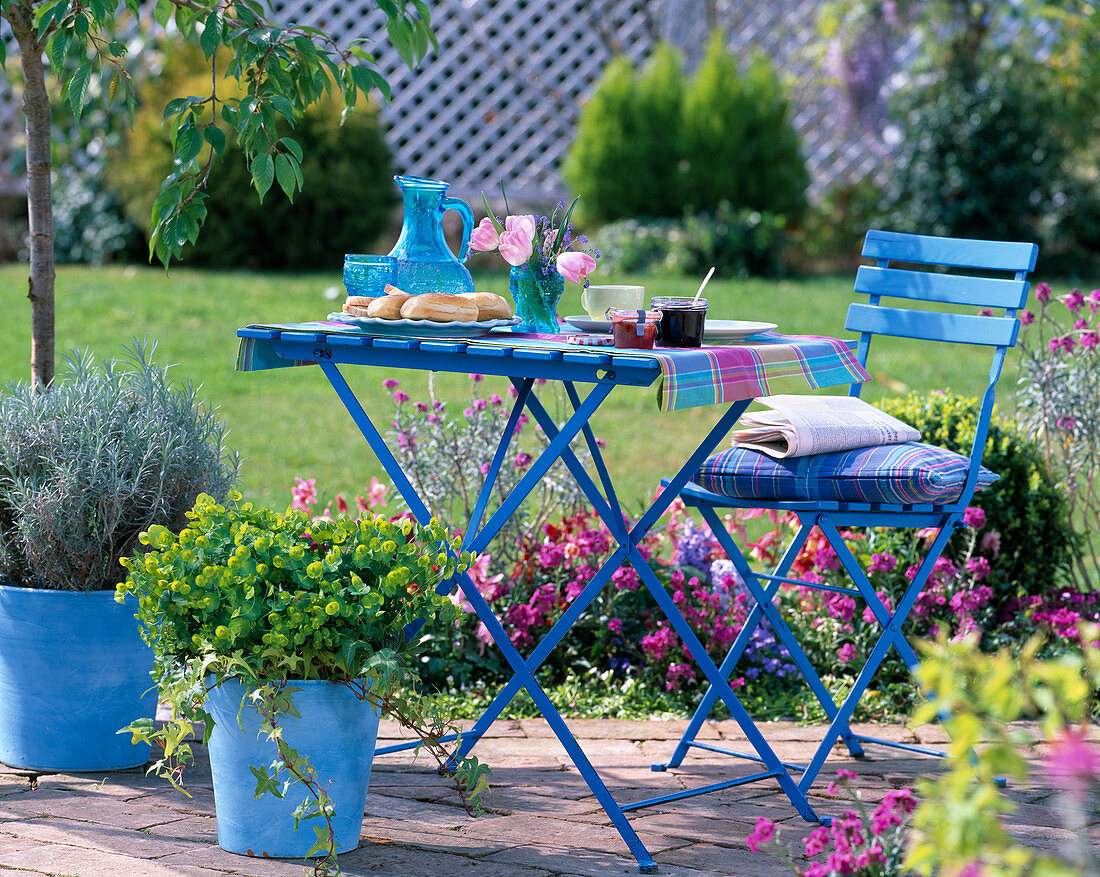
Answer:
xmin=608 ymin=308 xmax=660 ymax=349
xmin=652 ymin=296 xmax=708 ymax=347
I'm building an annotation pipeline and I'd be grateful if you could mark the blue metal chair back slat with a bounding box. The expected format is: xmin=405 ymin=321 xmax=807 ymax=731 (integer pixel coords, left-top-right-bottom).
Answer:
xmin=655 ymin=229 xmax=1039 ymax=814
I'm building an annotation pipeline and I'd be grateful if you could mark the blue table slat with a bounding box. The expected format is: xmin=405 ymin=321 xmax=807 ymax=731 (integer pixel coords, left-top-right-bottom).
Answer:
xmin=237 ymin=327 xmax=280 ymax=340
xmin=467 ymin=346 xmax=513 ymax=358
xmin=372 ymin=337 xmax=422 ymax=350
xmin=327 ymin=334 xmax=374 ymax=347
xmin=420 ymin=341 xmax=469 ymax=354
xmin=280 ymin=331 xmax=328 ymax=343
xmin=563 ymin=351 xmax=612 ymax=365
xmin=611 ymin=355 xmax=660 ymax=370
xmin=514 ymin=348 xmax=563 ymax=362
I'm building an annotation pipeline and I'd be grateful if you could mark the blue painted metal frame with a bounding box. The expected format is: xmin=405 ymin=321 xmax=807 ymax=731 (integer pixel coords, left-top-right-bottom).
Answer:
xmin=653 ymin=229 xmax=1037 ymax=813
xmin=236 ymin=324 xmax=862 ymax=871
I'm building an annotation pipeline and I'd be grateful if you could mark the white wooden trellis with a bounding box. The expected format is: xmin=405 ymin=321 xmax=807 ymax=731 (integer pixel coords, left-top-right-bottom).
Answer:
xmin=0 ymin=0 xmax=901 ymax=204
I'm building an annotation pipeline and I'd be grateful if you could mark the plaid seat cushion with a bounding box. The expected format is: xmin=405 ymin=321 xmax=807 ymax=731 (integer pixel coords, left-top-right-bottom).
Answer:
xmin=694 ymin=441 xmax=998 ymax=505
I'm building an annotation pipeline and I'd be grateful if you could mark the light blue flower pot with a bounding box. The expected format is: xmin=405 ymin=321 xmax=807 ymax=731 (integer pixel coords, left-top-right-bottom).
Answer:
xmin=0 ymin=583 xmax=156 ymax=771
xmin=206 ymin=677 xmax=381 ymax=858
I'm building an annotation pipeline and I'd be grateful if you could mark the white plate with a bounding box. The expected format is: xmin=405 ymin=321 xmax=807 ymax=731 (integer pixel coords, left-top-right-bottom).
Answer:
xmin=564 ymin=314 xmax=611 ymax=333
xmin=704 ymin=320 xmax=778 ymax=342
xmin=328 ymin=313 xmax=522 ymax=338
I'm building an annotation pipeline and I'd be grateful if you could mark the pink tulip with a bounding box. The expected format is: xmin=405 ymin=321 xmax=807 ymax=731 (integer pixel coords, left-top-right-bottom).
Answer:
xmin=468 ymin=217 xmax=500 ymax=252
xmin=504 ymin=214 xmax=536 ymax=243
xmin=498 ymin=230 xmax=533 ymax=266
xmin=555 ymin=250 xmax=596 ymax=284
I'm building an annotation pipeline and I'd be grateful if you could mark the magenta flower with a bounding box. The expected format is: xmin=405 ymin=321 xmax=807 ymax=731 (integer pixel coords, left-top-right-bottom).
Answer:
xmin=868 ymin=551 xmax=897 ymax=573
xmin=1057 ymin=415 xmax=1077 ymax=432
xmin=803 ymin=825 xmax=830 ymax=857
xmin=837 ymin=642 xmax=857 ymax=663
xmin=745 ymin=816 xmax=776 ymax=852
xmin=489 ymin=393 xmax=503 ymax=405
xmin=473 ymin=398 xmax=488 ymax=411
xmin=1064 ymin=288 xmax=1085 ymax=312
xmin=556 ymin=250 xmax=597 ymax=284
xmin=1075 ymin=317 xmax=1089 ymax=330
xmin=381 ymin=378 xmax=400 ymax=389
xmin=469 ymin=373 xmax=484 ymax=383
xmin=1020 ymin=309 xmax=1035 ymax=325
xmin=394 ymin=390 xmax=410 ymax=404
xmin=966 ymin=556 xmax=991 ymax=580
xmin=607 ymin=617 xmax=624 ymax=635
xmin=414 ymin=401 xmax=429 ymax=413
xmin=1035 ymin=281 xmax=1051 ymax=302
xmin=1090 ymin=289 xmax=1100 ymax=312
xmin=468 ymin=217 xmax=500 ymax=252
xmin=962 ymin=506 xmax=986 ymax=529
xmin=1046 ymin=727 xmax=1100 ymax=800
xmin=513 ymin=452 xmax=533 ymax=469
xmin=1081 ymin=331 xmax=1099 ymax=349
xmin=1049 ymin=336 xmax=1063 ymax=353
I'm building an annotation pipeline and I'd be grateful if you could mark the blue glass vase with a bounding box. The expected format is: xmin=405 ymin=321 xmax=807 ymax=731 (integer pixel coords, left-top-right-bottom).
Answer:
xmin=510 ymin=264 xmax=564 ymax=334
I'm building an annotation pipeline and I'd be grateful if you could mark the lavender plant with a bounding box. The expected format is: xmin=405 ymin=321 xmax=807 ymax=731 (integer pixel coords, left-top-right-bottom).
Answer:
xmin=0 ymin=341 xmax=240 ymax=590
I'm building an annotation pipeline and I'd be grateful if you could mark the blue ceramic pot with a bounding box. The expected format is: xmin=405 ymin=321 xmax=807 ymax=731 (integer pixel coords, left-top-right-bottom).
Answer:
xmin=206 ymin=678 xmax=381 ymax=858
xmin=0 ymin=584 xmax=155 ymax=771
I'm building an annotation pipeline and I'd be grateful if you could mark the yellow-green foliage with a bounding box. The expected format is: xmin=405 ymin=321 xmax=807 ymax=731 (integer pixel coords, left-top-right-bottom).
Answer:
xmin=106 ymin=43 xmax=395 ymax=270
xmin=906 ymin=633 xmax=1100 ymax=877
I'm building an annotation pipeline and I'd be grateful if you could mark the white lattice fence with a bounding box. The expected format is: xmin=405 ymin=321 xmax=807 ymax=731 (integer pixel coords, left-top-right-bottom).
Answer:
xmin=0 ymin=0 xmax=899 ymax=201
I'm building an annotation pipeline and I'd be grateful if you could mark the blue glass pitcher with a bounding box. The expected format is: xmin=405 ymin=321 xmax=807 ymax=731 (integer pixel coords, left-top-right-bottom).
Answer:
xmin=387 ymin=175 xmax=475 ymax=296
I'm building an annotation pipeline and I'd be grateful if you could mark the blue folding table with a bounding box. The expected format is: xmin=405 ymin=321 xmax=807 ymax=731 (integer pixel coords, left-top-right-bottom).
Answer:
xmin=236 ymin=323 xmax=870 ymax=872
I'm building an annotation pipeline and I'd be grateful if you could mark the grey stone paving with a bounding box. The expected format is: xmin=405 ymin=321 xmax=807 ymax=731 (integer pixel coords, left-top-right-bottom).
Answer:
xmin=0 ymin=718 xmax=1091 ymax=877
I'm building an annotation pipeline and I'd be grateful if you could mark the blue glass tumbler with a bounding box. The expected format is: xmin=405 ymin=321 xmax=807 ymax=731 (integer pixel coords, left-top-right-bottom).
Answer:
xmin=343 ymin=255 xmax=395 ymax=298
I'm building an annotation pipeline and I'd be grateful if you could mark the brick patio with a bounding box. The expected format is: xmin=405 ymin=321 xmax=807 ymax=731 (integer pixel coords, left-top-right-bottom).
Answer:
xmin=0 ymin=719 xmax=1086 ymax=876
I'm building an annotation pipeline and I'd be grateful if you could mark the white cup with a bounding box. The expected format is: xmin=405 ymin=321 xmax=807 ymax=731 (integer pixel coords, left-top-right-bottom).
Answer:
xmin=580 ymin=285 xmax=645 ymax=321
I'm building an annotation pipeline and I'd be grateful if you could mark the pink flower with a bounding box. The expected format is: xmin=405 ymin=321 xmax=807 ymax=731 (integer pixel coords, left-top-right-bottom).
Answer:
xmin=382 ymin=378 xmax=400 ymax=390
xmin=980 ymin=530 xmax=1001 ymax=557
xmin=505 ymin=214 xmax=536 ymax=241
xmin=1081 ymin=331 xmax=1099 ymax=349
xmin=513 ymin=452 xmax=533 ymax=469
xmin=804 ymin=825 xmax=830 ymax=857
xmin=291 ymin=477 xmax=318 ymax=511
xmin=336 ymin=493 xmax=348 ymax=514
xmin=838 ymin=642 xmax=857 ymax=663
xmin=962 ymin=506 xmax=986 ymax=529
xmin=1045 ymin=727 xmax=1100 ymax=800
xmin=1090 ymin=289 xmax=1100 ymax=311
xmin=366 ymin=476 xmax=388 ymax=509
xmin=1064 ymin=288 xmax=1085 ymax=312
xmin=965 ymin=556 xmax=991 ymax=580
xmin=745 ymin=816 xmax=776 ymax=852
xmin=469 ymin=373 xmax=484 ymax=383
xmin=489 ymin=393 xmax=503 ymax=405
xmin=1075 ymin=317 xmax=1089 ymax=330
xmin=468 ymin=217 xmax=500 ymax=252
xmin=868 ymin=551 xmax=897 ymax=573
xmin=498 ymin=230 xmax=534 ymax=266
xmin=608 ymin=617 xmax=624 ymax=635
xmin=1035 ymin=282 xmax=1051 ymax=303
xmin=555 ymin=250 xmax=597 ymax=284
xmin=394 ymin=390 xmax=410 ymax=404
xmin=1057 ymin=415 xmax=1077 ymax=432
xmin=1020 ymin=309 xmax=1035 ymax=325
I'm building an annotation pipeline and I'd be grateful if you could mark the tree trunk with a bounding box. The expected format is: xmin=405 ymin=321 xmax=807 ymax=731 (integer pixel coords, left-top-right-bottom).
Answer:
xmin=9 ymin=0 xmax=55 ymax=390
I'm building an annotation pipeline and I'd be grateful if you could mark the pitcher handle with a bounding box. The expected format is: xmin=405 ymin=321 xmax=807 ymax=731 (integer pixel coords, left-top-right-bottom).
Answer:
xmin=442 ymin=196 xmax=475 ymax=262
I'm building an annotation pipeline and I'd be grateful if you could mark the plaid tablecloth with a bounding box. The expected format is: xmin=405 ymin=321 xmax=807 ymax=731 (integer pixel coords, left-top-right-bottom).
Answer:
xmin=236 ymin=321 xmax=870 ymax=412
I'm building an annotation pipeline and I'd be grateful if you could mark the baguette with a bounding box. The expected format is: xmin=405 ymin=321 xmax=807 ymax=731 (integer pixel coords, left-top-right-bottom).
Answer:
xmin=400 ymin=293 xmax=480 ymax=322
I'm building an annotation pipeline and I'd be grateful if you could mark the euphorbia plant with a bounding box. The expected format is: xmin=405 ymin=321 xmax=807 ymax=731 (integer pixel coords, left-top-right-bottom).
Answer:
xmin=117 ymin=492 xmax=490 ymax=874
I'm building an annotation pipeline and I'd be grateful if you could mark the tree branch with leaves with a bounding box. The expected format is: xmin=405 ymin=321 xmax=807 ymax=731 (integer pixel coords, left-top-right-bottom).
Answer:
xmin=0 ymin=0 xmax=435 ymax=388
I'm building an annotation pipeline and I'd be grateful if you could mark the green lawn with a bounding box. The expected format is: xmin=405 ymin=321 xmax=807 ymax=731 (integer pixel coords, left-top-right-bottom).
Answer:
xmin=0 ymin=263 xmax=1018 ymax=510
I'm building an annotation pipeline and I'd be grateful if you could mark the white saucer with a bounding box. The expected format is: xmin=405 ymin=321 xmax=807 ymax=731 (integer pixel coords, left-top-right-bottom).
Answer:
xmin=564 ymin=315 xmax=611 ymax=333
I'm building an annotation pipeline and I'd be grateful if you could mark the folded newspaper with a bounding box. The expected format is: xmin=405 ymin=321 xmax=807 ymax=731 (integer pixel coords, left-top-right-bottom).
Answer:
xmin=731 ymin=395 xmax=921 ymax=459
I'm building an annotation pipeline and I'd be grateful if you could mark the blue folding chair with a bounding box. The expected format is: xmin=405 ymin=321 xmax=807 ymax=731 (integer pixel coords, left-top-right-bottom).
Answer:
xmin=652 ymin=229 xmax=1038 ymax=809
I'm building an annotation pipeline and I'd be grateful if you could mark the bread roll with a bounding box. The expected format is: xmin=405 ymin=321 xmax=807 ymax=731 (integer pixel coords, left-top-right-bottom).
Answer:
xmin=366 ymin=293 xmax=414 ymax=320
xmin=459 ymin=292 xmax=513 ymax=320
xmin=344 ymin=304 xmax=372 ymax=317
xmin=400 ymin=293 xmax=480 ymax=322
xmin=343 ymin=296 xmax=377 ymax=314
xmin=384 ymin=284 xmax=408 ymax=296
